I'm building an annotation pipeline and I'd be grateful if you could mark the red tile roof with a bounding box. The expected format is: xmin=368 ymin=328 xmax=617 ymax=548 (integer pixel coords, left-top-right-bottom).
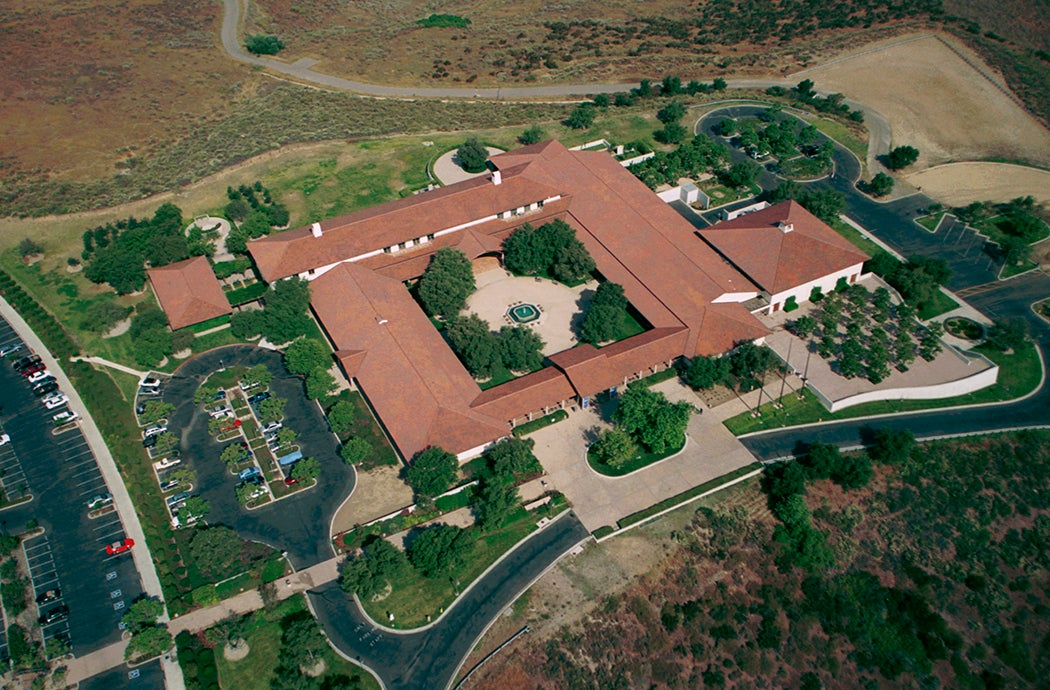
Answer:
xmin=470 ymin=368 xmax=577 ymax=422
xmin=312 ymin=263 xmax=508 ymax=459
xmin=699 ymin=201 xmax=869 ymax=295
xmin=147 ymin=256 xmax=232 ymax=331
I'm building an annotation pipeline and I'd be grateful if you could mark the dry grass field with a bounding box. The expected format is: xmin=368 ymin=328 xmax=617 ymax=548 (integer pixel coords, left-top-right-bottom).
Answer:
xmin=907 ymin=163 xmax=1050 ymax=206
xmin=799 ymin=33 xmax=1050 ymax=168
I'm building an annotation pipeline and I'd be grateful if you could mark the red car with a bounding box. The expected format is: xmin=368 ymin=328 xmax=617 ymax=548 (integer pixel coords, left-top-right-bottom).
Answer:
xmin=21 ymin=363 xmax=45 ymax=377
xmin=283 ymin=476 xmax=298 ymax=486
xmin=106 ymin=538 xmax=134 ymax=555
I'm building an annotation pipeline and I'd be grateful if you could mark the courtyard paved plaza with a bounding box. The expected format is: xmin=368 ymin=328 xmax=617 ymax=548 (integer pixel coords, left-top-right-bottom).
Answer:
xmin=529 ymin=379 xmax=758 ymax=532
xmin=465 ymin=268 xmax=597 ymax=355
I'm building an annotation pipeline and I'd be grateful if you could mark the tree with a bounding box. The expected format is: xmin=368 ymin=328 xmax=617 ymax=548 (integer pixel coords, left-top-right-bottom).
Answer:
xmin=340 ymin=538 xmax=407 ymax=600
xmin=832 ymin=454 xmax=873 ymax=489
xmin=221 ymin=443 xmax=249 ymax=467
xmin=473 ymin=479 xmax=520 ymax=530
xmin=720 ymin=160 xmax=760 ymax=188
xmin=281 ymin=613 xmax=328 ymax=668
xmin=712 ymin=77 xmax=727 ymax=91
xmin=456 ymin=137 xmax=489 ymax=173
xmin=580 ymin=281 xmax=627 ymax=345
xmin=188 ymin=527 xmax=243 ymax=578
xmin=502 ymin=220 xmax=594 ymax=284
xmin=655 ymin=122 xmax=687 ymax=144
xmin=728 ymin=341 xmax=778 ymax=388
xmin=801 ymin=442 xmax=842 ymax=479
xmin=886 ymin=145 xmax=920 ymax=170
xmin=549 ymin=237 xmax=595 ymax=283
xmin=591 ymin=427 xmax=638 ymax=468
xmin=985 ymin=318 xmax=1028 ymax=352
xmin=868 ymin=172 xmax=894 ymax=197
xmin=306 ymin=366 xmax=336 ymax=400
xmin=762 ymin=460 xmax=808 ymax=501
xmin=683 ymin=355 xmax=730 ymax=390
xmin=328 ymin=400 xmax=357 ymax=435
xmin=18 ymin=237 xmax=43 ymax=257
xmin=125 ymin=625 xmax=173 ymax=661
xmin=657 ymin=101 xmax=686 ymax=124
xmin=518 ymin=125 xmax=544 ymax=145
xmin=445 ymin=314 xmax=500 ymax=377
xmin=484 ymin=437 xmax=541 ymax=481
xmin=140 ymin=400 xmax=174 ymax=425
xmin=258 ymin=397 xmax=287 ymax=423
xmin=404 ymin=447 xmax=458 ymax=499
xmin=716 ymin=118 xmax=737 ymax=136
xmin=565 ymin=103 xmax=595 ymax=129
xmin=919 ymin=322 xmax=943 ymax=361
xmin=341 ymin=438 xmax=372 ymax=465
xmin=276 ymin=427 xmax=299 ymax=448
xmin=80 ymin=299 xmax=131 ymax=334
xmin=291 ymin=457 xmax=321 ymax=481
xmin=261 ymin=278 xmax=312 ymax=345
xmin=245 ymin=34 xmax=284 ymax=55
xmin=869 ymin=429 xmax=914 ymax=465
xmin=225 ymin=198 xmax=250 ymax=222
xmin=284 ymin=338 xmax=330 ymax=376
xmin=243 ymin=364 xmax=273 ymax=389
xmin=230 ymin=309 xmax=264 ymax=339
xmin=497 ymin=325 xmax=544 ymax=371
xmin=417 ymin=248 xmax=475 ymax=319
xmin=182 ymin=496 xmax=210 ymax=521
xmin=999 ymin=235 xmax=1032 ymax=266
xmin=122 ymin=597 xmax=165 ymax=629
xmin=408 ymin=524 xmax=469 ymax=577
xmin=614 ymin=387 xmax=691 ymax=453
xmin=787 ymin=315 xmax=818 ymax=338
xmin=241 ymin=209 xmax=273 ymax=238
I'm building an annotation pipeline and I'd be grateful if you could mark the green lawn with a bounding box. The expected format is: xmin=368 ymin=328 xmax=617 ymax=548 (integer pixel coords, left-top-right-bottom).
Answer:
xmin=724 ymin=341 xmax=1042 ymax=435
xmin=587 ymin=436 xmax=686 ymax=477
xmin=323 ymin=389 xmax=399 ymax=469
xmin=915 ymin=211 xmax=947 ymax=233
xmin=698 ymin=181 xmax=761 ymax=208
xmin=828 ymin=218 xmax=892 ymax=265
xmin=511 ymin=409 xmax=568 ymax=437
xmin=808 ymin=117 xmax=868 ymax=164
xmin=358 ymin=498 xmax=567 ymax=628
xmin=917 ymin=290 xmax=959 ymax=320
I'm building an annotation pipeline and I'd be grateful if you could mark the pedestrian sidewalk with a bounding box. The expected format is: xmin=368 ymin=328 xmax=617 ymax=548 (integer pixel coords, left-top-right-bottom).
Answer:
xmin=65 ymin=638 xmax=129 ymax=685
xmin=70 ymin=354 xmax=149 ymax=379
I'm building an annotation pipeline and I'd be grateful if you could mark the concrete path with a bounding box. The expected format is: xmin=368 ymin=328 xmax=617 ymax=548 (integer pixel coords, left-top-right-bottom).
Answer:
xmin=65 ymin=638 xmax=130 ymax=684
xmin=530 ymin=379 xmax=756 ymax=532
xmin=432 ymin=146 xmax=504 ymax=185
xmin=70 ymin=354 xmax=149 ymax=379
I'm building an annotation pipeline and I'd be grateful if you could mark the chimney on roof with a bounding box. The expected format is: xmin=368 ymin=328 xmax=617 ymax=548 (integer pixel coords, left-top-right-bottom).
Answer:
xmin=311 ymin=222 xmax=323 ymax=238
xmin=778 ymin=221 xmax=794 ymax=234
xmin=375 ymin=316 xmax=388 ymax=325
xmin=492 ymin=170 xmax=502 ymax=186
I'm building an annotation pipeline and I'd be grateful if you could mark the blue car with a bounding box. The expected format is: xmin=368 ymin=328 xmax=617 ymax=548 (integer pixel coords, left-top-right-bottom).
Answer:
xmin=238 ymin=466 xmax=261 ymax=481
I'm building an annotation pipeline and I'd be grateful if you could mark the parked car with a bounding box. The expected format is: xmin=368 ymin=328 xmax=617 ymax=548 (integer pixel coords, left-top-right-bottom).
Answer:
xmin=139 ymin=376 xmax=161 ymax=390
xmin=27 ymin=369 xmax=52 ymax=384
xmin=0 ymin=343 xmax=23 ymax=358
xmin=261 ymin=421 xmax=282 ymax=435
xmin=105 ymin=538 xmax=134 ymax=555
xmin=52 ymin=410 xmax=78 ymax=425
xmin=142 ymin=424 xmax=167 ymax=439
xmin=284 ymin=476 xmax=298 ymax=486
xmin=33 ymin=381 xmax=59 ymax=397
xmin=153 ymin=456 xmax=181 ymax=471
xmin=166 ymin=491 xmax=191 ymax=507
xmin=43 ymin=393 xmax=68 ymax=410
xmin=21 ymin=363 xmax=46 ymax=377
xmin=86 ymin=493 xmax=112 ymax=509
xmin=213 ymin=389 xmax=227 ymax=400
xmin=135 ymin=401 xmax=148 ymax=415
xmin=208 ymin=406 xmax=233 ymax=420
xmin=238 ymin=466 xmax=261 ymax=481
xmin=38 ymin=605 xmax=69 ymax=625
xmin=0 ymin=434 xmax=9 ymax=447
xmin=238 ymin=475 xmax=263 ymax=488
xmin=12 ymin=354 xmax=41 ymax=371
xmin=35 ymin=588 xmax=61 ymax=604
xmin=142 ymin=434 xmax=158 ymax=449
xmin=247 ymin=392 xmax=270 ymax=406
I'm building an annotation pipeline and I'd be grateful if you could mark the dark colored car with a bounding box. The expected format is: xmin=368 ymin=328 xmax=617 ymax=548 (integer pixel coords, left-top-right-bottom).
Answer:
xmin=142 ymin=433 xmax=158 ymax=449
xmin=136 ymin=401 xmax=147 ymax=415
xmin=247 ymin=392 xmax=270 ymax=406
xmin=35 ymin=588 xmax=61 ymax=604
xmin=13 ymin=354 xmax=41 ymax=371
xmin=33 ymin=381 xmax=59 ymax=397
xmin=31 ymin=376 xmax=57 ymax=390
xmin=39 ymin=604 xmax=69 ymax=625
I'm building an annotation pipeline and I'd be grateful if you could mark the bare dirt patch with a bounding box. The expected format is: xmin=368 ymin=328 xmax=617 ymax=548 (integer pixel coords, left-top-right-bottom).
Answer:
xmin=799 ymin=33 xmax=1050 ymax=167
xmin=906 ymin=162 xmax=1050 ymax=206
xmin=330 ymin=464 xmax=412 ymax=535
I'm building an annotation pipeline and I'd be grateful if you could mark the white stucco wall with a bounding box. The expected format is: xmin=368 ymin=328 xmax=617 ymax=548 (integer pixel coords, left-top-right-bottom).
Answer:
xmin=768 ymin=262 xmax=864 ymax=313
xmin=817 ymin=363 xmax=999 ymax=412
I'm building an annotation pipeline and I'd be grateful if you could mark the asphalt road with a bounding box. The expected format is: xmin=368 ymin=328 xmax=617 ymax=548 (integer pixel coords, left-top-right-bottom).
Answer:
xmin=79 ymin=657 xmax=163 ymax=690
xmin=163 ymin=346 xmax=354 ymax=569
xmin=0 ymin=317 xmax=144 ymax=667
xmin=310 ymin=511 xmax=590 ymax=690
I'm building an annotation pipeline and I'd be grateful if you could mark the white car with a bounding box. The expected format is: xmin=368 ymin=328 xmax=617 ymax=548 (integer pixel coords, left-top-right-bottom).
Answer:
xmin=44 ymin=395 xmax=68 ymax=410
xmin=27 ymin=369 xmax=52 ymax=384
xmin=52 ymin=410 xmax=79 ymax=425
xmin=0 ymin=343 xmax=22 ymax=358
xmin=0 ymin=433 xmax=9 ymax=446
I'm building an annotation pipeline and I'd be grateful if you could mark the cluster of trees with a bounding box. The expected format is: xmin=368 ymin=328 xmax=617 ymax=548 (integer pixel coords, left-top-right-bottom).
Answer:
xmin=860 ymin=171 xmax=895 ymax=197
xmin=630 ymin=134 xmax=729 ymax=189
xmin=766 ymin=180 xmax=846 ymax=223
xmin=445 ymin=313 xmax=545 ymax=378
xmin=503 ymin=219 xmax=595 ymax=285
xmin=79 ymin=297 xmax=132 ymax=335
xmin=957 ymin=196 xmax=1048 ymax=265
xmin=593 ymin=387 xmax=692 ymax=467
xmin=230 ymin=277 xmax=313 ymax=345
xmin=579 ymin=281 xmax=629 ymax=345
xmin=866 ymin=253 xmax=951 ymax=317
xmin=283 ymin=338 xmax=336 ymax=400
xmin=455 ymin=137 xmax=490 ymax=173
xmin=224 ymin=182 xmax=289 ymax=254
xmin=83 ymin=203 xmax=191 ymax=294
xmin=129 ymin=305 xmax=194 ymax=367
xmin=788 ymin=283 xmax=940 ymax=382
xmin=655 ymin=100 xmax=688 ymax=144
xmin=268 ymin=612 xmax=346 ymax=689
xmin=327 ymin=400 xmax=376 ymax=466
xmin=720 ymin=110 xmax=830 ymax=167
xmin=683 ymin=341 xmax=780 ymax=392
xmin=417 ymin=248 xmax=476 ymax=319
xmin=122 ymin=597 xmax=172 ymax=661
xmin=885 ymin=145 xmax=920 ymax=170
xmin=766 ymin=79 xmax=864 ymax=122
xmin=245 ymin=34 xmax=284 ymax=55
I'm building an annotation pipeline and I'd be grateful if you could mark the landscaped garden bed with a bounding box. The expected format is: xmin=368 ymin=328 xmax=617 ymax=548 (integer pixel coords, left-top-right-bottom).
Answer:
xmin=944 ymin=316 xmax=984 ymax=341
xmin=511 ymin=409 xmax=568 ymax=437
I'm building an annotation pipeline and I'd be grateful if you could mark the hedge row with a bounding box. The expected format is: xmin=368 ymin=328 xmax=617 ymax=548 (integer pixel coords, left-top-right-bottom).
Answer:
xmin=0 ymin=269 xmax=79 ymax=358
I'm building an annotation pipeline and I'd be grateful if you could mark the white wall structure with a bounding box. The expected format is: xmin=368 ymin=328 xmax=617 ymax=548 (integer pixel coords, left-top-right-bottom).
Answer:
xmin=767 ymin=262 xmax=864 ymax=313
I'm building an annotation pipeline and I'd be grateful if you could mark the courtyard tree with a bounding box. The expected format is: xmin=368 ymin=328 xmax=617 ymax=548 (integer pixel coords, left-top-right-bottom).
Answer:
xmin=787 ymin=315 xmax=818 ymax=339
xmin=261 ymin=277 xmax=312 ymax=345
xmin=503 ymin=220 xmax=594 ymax=284
xmin=894 ymin=331 xmax=916 ymax=370
xmin=683 ymin=354 xmax=730 ymax=390
xmin=305 ymin=366 xmax=336 ymax=400
xmin=341 ymin=437 xmax=372 ymax=465
xmin=284 ymin=337 xmax=329 ymax=376
xmin=614 ymin=386 xmax=692 ymax=453
xmin=340 ymin=537 xmax=407 ymax=600
xmin=484 ymin=437 xmax=542 ymax=482
xmin=456 ymin=137 xmax=489 ymax=173
xmin=407 ymin=524 xmax=470 ymax=577
xmin=445 ymin=314 xmax=499 ymax=377
xmin=404 ymin=446 xmax=458 ymax=499
xmin=919 ymin=322 xmax=944 ymax=361
xmin=580 ymin=281 xmax=628 ymax=345
xmin=418 ymin=247 xmax=476 ymax=319
xmin=497 ymin=325 xmax=545 ymax=372
xmin=328 ymin=400 xmax=356 ymax=435
xmin=473 ymin=479 xmax=520 ymax=530
xmin=886 ymin=145 xmax=920 ymax=170
xmin=591 ymin=427 xmax=639 ymax=468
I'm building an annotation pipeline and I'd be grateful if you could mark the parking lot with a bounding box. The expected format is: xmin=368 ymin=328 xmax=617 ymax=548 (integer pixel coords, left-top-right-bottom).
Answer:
xmin=0 ymin=316 xmax=146 ymax=667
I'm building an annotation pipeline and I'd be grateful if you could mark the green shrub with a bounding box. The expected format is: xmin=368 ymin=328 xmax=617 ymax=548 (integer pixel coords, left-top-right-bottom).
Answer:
xmin=245 ymin=34 xmax=284 ymax=55
xmin=417 ymin=13 xmax=471 ymax=28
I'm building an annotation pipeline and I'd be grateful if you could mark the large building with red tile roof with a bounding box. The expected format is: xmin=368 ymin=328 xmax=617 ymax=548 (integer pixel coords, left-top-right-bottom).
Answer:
xmin=249 ymin=140 xmax=865 ymax=462
xmin=148 ymin=256 xmax=232 ymax=331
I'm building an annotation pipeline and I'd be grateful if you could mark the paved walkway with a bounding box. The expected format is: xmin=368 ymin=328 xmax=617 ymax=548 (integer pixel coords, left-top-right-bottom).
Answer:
xmin=530 ymin=379 xmax=756 ymax=531
xmin=70 ymin=354 xmax=149 ymax=378
xmin=432 ymin=147 xmax=504 ymax=185
xmin=65 ymin=638 xmax=130 ymax=684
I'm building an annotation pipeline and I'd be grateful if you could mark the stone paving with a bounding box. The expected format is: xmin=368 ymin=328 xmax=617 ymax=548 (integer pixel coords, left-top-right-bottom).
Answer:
xmin=432 ymin=146 xmax=504 ymax=185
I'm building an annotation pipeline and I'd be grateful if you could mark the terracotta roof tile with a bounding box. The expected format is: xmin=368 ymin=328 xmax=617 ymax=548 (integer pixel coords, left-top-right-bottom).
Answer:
xmin=147 ymin=256 xmax=231 ymax=330
xmin=470 ymin=368 xmax=577 ymax=422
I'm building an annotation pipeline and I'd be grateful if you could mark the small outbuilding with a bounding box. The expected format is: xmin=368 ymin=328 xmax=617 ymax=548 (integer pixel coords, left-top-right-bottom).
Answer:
xmin=147 ymin=256 xmax=232 ymax=330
